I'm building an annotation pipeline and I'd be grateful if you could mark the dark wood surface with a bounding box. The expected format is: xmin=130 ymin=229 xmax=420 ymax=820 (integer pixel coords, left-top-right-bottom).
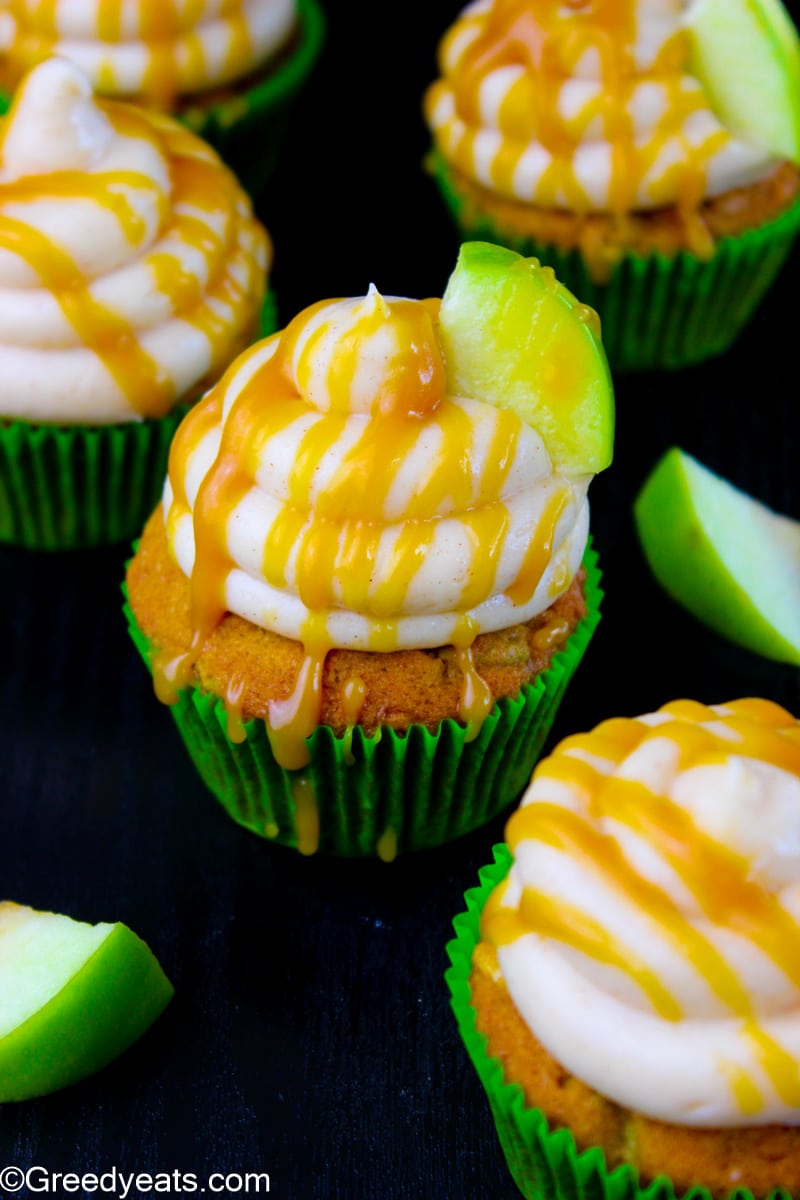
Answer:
xmin=2 ymin=3 xmax=800 ymax=1197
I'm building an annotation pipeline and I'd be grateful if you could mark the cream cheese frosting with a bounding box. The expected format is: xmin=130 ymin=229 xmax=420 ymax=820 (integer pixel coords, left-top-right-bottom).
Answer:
xmin=158 ymin=286 xmax=591 ymax=766
xmin=0 ymin=57 xmax=269 ymax=424
xmin=483 ymin=697 xmax=800 ymax=1128
xmin=424 ymin=0 xmax=779 ymax=213
xmin=0 ymin=1 xmax=298 ymax=107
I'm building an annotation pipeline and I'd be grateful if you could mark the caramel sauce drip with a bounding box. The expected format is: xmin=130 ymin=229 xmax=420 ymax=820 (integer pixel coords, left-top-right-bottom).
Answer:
xmin=485 ymin=698 xmax=800 ymax=1114
xmin=291 ymin=773 xmax=320 ymax=857
xmin=452 ymin=615 xmax=494 ymax=743
xmin=342 ymin=678 xmax=367 ymax=726
xmin=167 ymin=293 xmax=573 ymax=771
xmin=223 ymin=674 xmax=248 ymax=745
xmin=376 ymin=828 xmax=398 ymax=864
xmin=341 ymin=678 xmax=367 ymax=765
xmin=265 ymin=634 xmax=327 ymax=773
xmin=0 ymin=97 xmax=261 ymax=418
xmin=447 ymin=0 xmax=730 ymax=218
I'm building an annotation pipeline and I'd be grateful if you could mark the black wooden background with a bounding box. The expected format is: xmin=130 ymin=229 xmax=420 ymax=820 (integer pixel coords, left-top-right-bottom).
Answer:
xmin=2 ymin=3 xmax=800 ymax=1197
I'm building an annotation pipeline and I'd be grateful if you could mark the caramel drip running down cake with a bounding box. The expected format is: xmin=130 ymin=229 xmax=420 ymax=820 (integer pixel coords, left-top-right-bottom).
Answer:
xmin=424 ymin=0 xmax=795 ymax=273
xmin=133 ymin=283 xmax=594 ymax=773
xmin=473 ymin=697 xmax=800 ymax=1193
xmin=0 ymin=1 xmax=298 ymax=110
xmin=0 ymin=57 xmax=269 ymax=424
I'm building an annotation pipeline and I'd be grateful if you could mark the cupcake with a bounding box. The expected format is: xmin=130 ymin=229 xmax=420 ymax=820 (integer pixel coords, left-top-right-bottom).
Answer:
xmin=423 ymin=0 xmax=800 ymax=371
xmin=0 ymin=57 xmax=272 ymax=549
xmin=447 ymin=696 xmax=800 ymax=1199
xmin=0 ymin=0 xmax=326 ymax=197
xmin=124 ymin=240 xmax=613 ymax=858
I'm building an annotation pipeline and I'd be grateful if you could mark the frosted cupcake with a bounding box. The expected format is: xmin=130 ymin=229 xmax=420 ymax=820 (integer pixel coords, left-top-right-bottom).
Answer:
xmin=0 ymin=0 xmax=326 ymax=196
xmin=124 ymin=241 xmax=612 ymax=858
xmin=424 ymin=0 xmax=800 ymax=370
xmin=448 ymin=696 xmax=800 ymax=1198
xmin=0 ymin=58 xmax=272 ymax=549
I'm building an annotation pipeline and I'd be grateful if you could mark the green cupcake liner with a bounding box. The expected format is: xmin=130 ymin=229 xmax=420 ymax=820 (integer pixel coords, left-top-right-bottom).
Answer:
xmin=123 ymin=544 xmax=603 ymax=858
xmin=446 ymin=846 xmax=791 ymax=1200
xmin=428 ymin=150 xmax=800 ymax=372
xmin=179 ymin=0 xmax=326 ymax=198
xmin=0 ymin=292 xmax=278 ymax=551
xmin=0 ymin=404 xmax=191 ymax=550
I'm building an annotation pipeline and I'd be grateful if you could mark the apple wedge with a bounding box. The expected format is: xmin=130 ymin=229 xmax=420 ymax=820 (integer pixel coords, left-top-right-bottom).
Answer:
xmin=634 ymin=447 xmax=800 ymax=665
xmin=684 ymin=0 xmax=800 ymax=163
xmin=0 ymin=902 xmax=173 ymax=1102
xmin=438 ymin=241 xmax=614 ymax=476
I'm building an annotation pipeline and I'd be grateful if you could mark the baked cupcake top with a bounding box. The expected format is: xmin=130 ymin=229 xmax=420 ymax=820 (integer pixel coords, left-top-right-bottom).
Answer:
xmin=157 ymin=244 xmax=611 ymax=767
xmin=0 ymin=0 xmax=298 ymax=108
xmin=0 ymin=57 xmax=269 ymax=425
xmin=424 ymin=0 xmax=779 ymax=214
xmin=483 ymin=696 xmax=800 ymax=1128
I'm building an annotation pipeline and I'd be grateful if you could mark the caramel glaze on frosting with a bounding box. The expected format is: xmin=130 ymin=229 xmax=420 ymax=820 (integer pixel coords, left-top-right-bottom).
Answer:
xmin=0 ymin=58 xmax=269 ymax=424
xmin=0 ymin=0 xmax=298 ymax=109
xmin=154 ymin=287 xmax=592 ymax=770
xmin=483 ymin=697 xmax=800 ymax=1129
xmin=424 ymin=0 xmax=780 ymax=229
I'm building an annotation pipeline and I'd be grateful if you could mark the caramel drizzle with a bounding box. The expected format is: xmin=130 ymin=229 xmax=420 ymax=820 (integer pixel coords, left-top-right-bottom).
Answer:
xmin=223 ymin=674 xmax=248 ymax=745
xmin=438 ymin=0 xmax=731 ymax=223
xmin=166 ymin=295 xmax=570 ymax=772
xmin=0 ymin=98 xmax=264 ymax=418
xmin=486 ymin=698 xmax=800 ymax=1113
xmin=291 ymin=773 xmax=320 ymax=857
xmin=0 ymin=1 xmax=256 ymax=109
xmin=341 ymin=677 xmax=367 ymax=765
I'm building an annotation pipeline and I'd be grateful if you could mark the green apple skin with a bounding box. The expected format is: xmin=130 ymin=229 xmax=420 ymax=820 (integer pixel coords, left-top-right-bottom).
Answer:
xmin=438 ymin=241 xmax=614 ymax=476
xmin=0 ymin=906 xmax=174 ymax=1103
xmin=685 ymin=0 xmax=800 ymax=163
xmin=634 ymin=447 xmax=800 ymax=666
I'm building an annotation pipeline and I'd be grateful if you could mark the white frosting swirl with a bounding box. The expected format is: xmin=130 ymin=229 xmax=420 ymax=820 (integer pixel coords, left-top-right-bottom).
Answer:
xmin=0 ymin=1 xmax=298 ymax=104
xmin=162 ymin=289 xmax=590 ymax=651
xmin=487 ymin=698 xmax=800 ymax=1127
xmin=0 ymin=58 xmax=269 ymax=424
xmin=424 ymin=0 xmax=778 ymax=212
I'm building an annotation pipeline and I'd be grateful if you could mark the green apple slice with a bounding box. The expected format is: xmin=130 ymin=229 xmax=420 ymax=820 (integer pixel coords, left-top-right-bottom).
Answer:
xmin=684 ymin=0 xmax=800 ymax=162
xmin=438 ymin=241 xmax=614 ymax=475
xmin=0 ymin=902 xmax=174 ymax=1102
xmin=634 ymin=446 xmax=800 ymax=665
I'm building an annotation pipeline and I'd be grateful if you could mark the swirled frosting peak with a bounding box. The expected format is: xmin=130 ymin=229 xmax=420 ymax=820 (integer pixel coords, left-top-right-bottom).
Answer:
xmin=0 ymin=58 xmax=269 ymax=424
xmin=424 ymin=0 xmax=778 ymax=213
xmin=286 ymin=286 xmax=447 ymax=419
xmin=0 ymin=0 xmax=298 ymax=108
xmin=484 ymin=697 xmax=800 ymax=1127
xmin=160 ymin=287 xmax=591 ymax=766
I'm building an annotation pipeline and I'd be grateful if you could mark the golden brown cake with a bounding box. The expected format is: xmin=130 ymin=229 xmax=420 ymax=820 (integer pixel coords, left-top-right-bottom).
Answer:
xmin=128 ymin=508 xmax=589 ymax=739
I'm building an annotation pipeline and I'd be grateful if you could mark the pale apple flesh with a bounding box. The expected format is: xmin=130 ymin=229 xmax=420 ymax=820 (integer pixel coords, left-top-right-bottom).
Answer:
xmin=0 ymin=902 xmax=173 ymax=1102
xmin=634 ymin=447 xmax=800 ymax=665
xmin=438 ymin=241 xmax=614 ymax=476
xmin=684 ymin=0 xmax=800 ymax=163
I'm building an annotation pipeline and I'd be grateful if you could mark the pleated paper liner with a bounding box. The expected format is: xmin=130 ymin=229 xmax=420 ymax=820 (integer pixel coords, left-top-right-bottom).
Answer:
xmin=179 ymin=0 xmax=326 ymax=199
xmin=446 ymin=845 xmax=789 ymax=1200
xmin=0 ymin=292 xmax=278 ymax=551
xmin=123 ymin=545 xmax=602 ymax=858
xmin=0 ymin=405 xmax=191 ymax=550
xmin=428 ymin=150 xmax=800 ymax=373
